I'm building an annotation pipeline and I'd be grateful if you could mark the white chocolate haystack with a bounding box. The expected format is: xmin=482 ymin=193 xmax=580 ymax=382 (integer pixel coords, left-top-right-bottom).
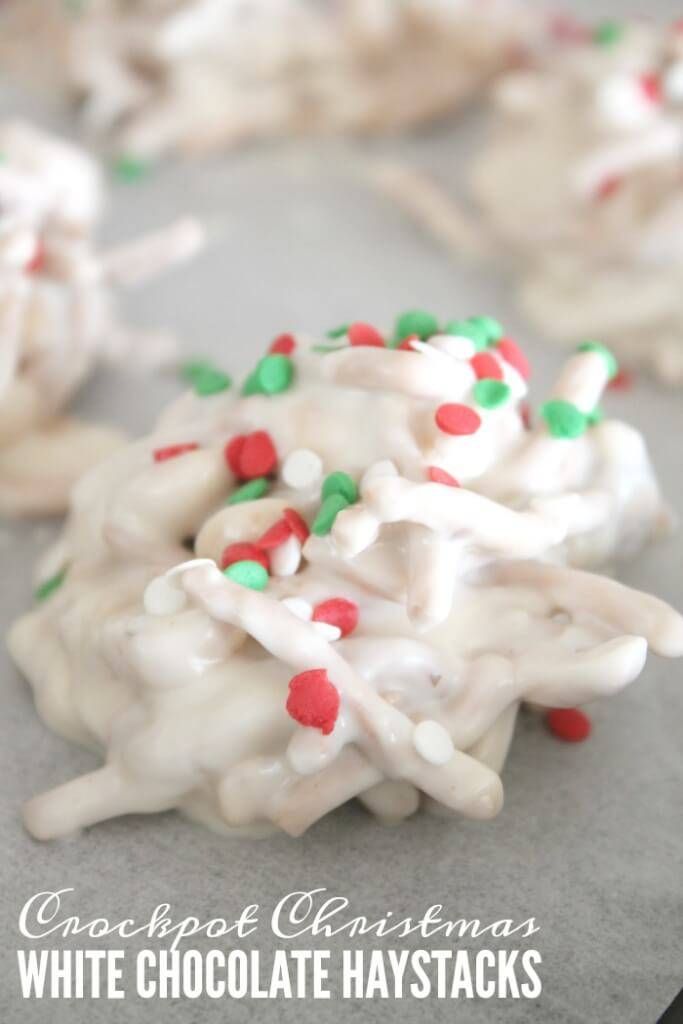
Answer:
xmin=39 ymin=0 xmax=541 ymax=157
xmin=0 ymin=120 xmax=202 ymax=516
xmin=9 ymin=312 xmax=683 ymax=840
xmin=382 ymin=18 xmax=683 ymax=385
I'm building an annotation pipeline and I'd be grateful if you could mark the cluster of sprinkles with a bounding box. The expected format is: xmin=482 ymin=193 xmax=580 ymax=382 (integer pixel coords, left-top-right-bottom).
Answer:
xmin=136 ymin=312 xmax=623 ymax=748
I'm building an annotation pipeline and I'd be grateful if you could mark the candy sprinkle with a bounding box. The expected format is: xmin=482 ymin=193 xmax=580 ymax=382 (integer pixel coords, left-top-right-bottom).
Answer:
xmin=153 ymin=442 xmax=199 ymax=462
xmin=223 ymin=559 xmax=269 ymax=591
xmin=112 ymin=154 xmax=150 ymax=183
xmin=348 ymin=322 xmax=385 ymax=347
xmin=258 ymin=518 xmax=292 ymax=549
xmin=321 ymin=471 xmax=358 ymax=505
xmin=540 ymin=400 xmax=588 ymax=439
xmin=286 ymin=669 xmax=340 ymax=734
xmin=467 ymin=316 xmax=503 ymax=346
xmin=312 ymin=598 xmax=359 ymax=637
xmin=283 ymin=508 xmax=311 ymax=544
xmin=435 ymin=403 xmax=481 ymax=436
xmin=35 ymin=569 xmax=66 ymax=602
xmin=269 ymin=333 xmax=296 ymax=356
xmin=545 ymin=707 xmax=592 ymax=743
xmin=470 ymin=352 xmax=503 ymax=381
xmin=226 ymin=477 xmax=269 ymax=505
xmin=220 ymin=543 xmax=269 ymax=571
xmin=326 ymin=323 xmax=349 ymax=339
xmin=577 ymin=341 xmax=618 ymax=380
xmin=608 ymin=368 xmax=634 ymax=391
xmin=394 ymin=309 xmax=439 ymax=342
xmin=226 ymin=431 xmax=277 ymax=479
xmin=443 ymin=319 xmax=488 ymax=351
xmin=241 ymin=371 xmax=264 ymax=396
xmin=497 ymin=338 xmax=531 ymax=381
xmin=428 ymin=466 xmax=460 ymax=487
xmin=593 ymin=19 xmax=623 ymax=46
xmin=473 ymin=379 xmax=511 ymax=410
xmin=182 ymin=361 xmax=232 ymax=396
xmin=312 ymin=493 xmax=349 ymax=536
xmin=282 ymin=448 xmax=323 ymax=490
xmin=255 ymin=353 xmax=294 ymax=394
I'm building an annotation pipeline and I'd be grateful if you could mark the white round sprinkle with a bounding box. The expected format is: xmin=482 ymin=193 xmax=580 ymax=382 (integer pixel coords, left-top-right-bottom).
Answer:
xmin=595 ymin=74 xmax=656 ymax=130
xmin=412 ymin=720 xmax=455 ymax=766
xmin=270 ymin=534 xmax=302 ymax=577
xmin=282 ymin=448 xmax=323 ymax=489
xmin=281 ymin=596 xmax=313 ymax=621
xmin=312 ymin=621 xmax=342 ymax=642
xmin=423 ymin=334 xmax=476 ymax=361
xmin=143 ymin=576 xmax=188 ymax=616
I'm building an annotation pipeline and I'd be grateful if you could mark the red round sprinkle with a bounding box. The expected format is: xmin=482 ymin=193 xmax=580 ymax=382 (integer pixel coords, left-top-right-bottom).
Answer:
xmin=545 ymin=707 xmax=592 ymax=743
xmin=397 ymin=334 xmax=419 ymax=351
xmin=283 ymin=507 xmax=310 ymax=544
xmin=269 ymin=333 xmax=296 ymax=355
xmin=596 ymin=176 xmax=622 ymax=202
xmin=470 ymin=352 xmax=503 ymax=381
xmin=435 ymin=403 xmax=481 ymax=436
xmin=26 ymin=242 xmax=46 ymax=274
xmin=153 ymin=442 xmax=199 ymax=462
xmin=220 ymin=542 xmax=269 ymax=571
xmin=496 ymin=337 xmax=531 ymax=381
xmin=258 ymin=518 xmax=292 ymax=549
xmin=239 ymin=431 xmax=277 ymax=479
xmin=428 ymin=466 xmax=460 ymax=487
xmin=639 ymin=73 xmax=661 ymax=104
xmin=312 ymin=597 xmax=359 ymax=637
xmin=348 ymin=322 xmax=385 ymax=348
xmin=286 ymin=669 xmax=340 ymax=735
xmin=225 ymin=435 xmax=246 ymax=475
xmin=608 ymin=368 xmax=634 ymax=391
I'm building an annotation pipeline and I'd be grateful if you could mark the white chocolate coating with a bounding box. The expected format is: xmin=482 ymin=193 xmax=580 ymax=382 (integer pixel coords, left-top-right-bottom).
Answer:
xmin=0 ymin=120 xmax=203 ymax=516
xmin=29 ymin=0 xmax=543 ymax=157
xmin=8 ymin=323 xmax=683 ymax=840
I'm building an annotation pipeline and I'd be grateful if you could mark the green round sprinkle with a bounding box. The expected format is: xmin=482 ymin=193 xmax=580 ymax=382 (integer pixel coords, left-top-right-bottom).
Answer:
xmin=182 ymin=361 xmax=232 ymax=396
xmin=473 ymin=379 xmax=511 ymax=409
xmin=35 ymin=569 xmax=66 ymax=603
xmin=312 ymin=494 xmax=350 ymax=536
xmin=443 ymin=319 xmax=489 ymax=351
xmin=327 ymin=324 xmax=350 ymax=339
xmin=593 ymin=20 xmax=622 ymax=46
xmin=321 ymin=471 xmax=358 ymax=505
xmin=587 ymin=406 xmax=604 ymax=427
xmin=540 ymin=400 xmax=588 ymax=439
xmin=255 ymin=354 xmax=294 ymax=395
xmin=241 ymin=370 xmax=265 ymax=396
xmin=577 ymin=341 xmax=618 ymax=381
xmin=467 ymin=316 xmax=504 ymax=346
xmin=394 ymin=309 xmax=439 ymax=342
xmin=112 ymin=155 xmax=150 ymax=183
xmin=223 ymin=560 xmax=269 ymax=591
xmin=227 ymin=477 xmax=269 ymax=505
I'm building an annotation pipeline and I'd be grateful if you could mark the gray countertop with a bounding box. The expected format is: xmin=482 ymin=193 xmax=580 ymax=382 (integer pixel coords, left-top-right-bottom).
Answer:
xmin=2 ymin=3 xmax=683 ymax=1021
